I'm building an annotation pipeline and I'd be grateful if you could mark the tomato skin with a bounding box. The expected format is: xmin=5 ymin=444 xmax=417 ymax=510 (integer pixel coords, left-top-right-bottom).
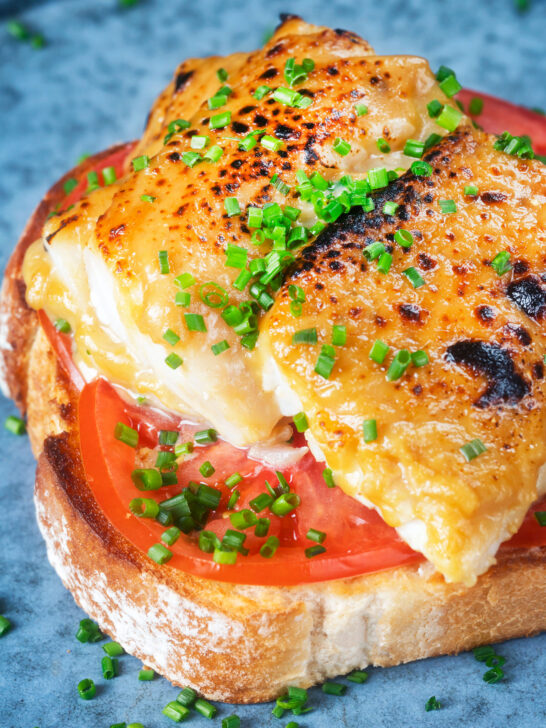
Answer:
xmin=459 ymin=88 xmax=546 ymax=155
xmin=39 ymin=310 xmax=85 ymax=391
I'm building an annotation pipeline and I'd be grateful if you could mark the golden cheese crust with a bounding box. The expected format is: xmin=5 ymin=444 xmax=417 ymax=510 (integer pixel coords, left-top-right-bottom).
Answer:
xmin=1 ymin=146 xmax=546 ymax=703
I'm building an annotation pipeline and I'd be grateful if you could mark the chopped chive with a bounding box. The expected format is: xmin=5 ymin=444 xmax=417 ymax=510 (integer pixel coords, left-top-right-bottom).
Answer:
xmin=129 ymin=498 xmax=160 ymax=519
xmin=427 ymin=99 xmax=443 ymax=118
xmin=103 ymin=641 xmax=124 ymax=657
xmin=174 ymin=441 xmax=193 ymax=457
xmin=394 ymin=229 xmax=413 ymax=248
xmin=464 ymin=184 xmax=479 ymax=196
xmin=175 ymin=291 xmax=190 ymax=307
xmin=322 ymin=681 xmax=346 ymax=696
xmin=184 ymin=313 xmax=207 ymax=332
xmin=404 ymin=139 xmax=425 ymax=158
xmin=261 ymin=135 xmax=284 ymax=152
xmin=213 ymin=547 xmax=237 ymax=565
xmin=249 ymin=492 xmax=274 ymax=513
xmin=491 ymin=251 xmax=511 ymax=276
xmin=227 ymin=490 xmax=240 ymax=509
xmin=165 ymin=352 xmax=183 ymax=369
xmin=292 ymin=327 xmax=317 ymax=345
xmin=368 ymin=168 xmax=389 ymax=190
xmin=132 ymin=155 xmax=150 ymax=172
xmin=190 ymin=135 xmax=209 ymax=150
xmin=254 ymin=517 xmax=270 ymax=537
xmin=355 ymin=103 xmax=368 ymax=116
xmin=138 ymin=668 xmax=155 ymax=681
xmin=436 ymin=104 xmax=462 ymax=132
xmin=158 ymin=250 xmax=170 ymax=274
xmin=439 ymin=199 xmax=457 ymax=214
xmin=247 ymin=206 xmax=263 ymax=228
xmin=439 ymin=74 xmax=462 ymax=98
xmin=403 ymin=266 xmax=425 ymax=288
xmin=131 ymin=468 xmax=162 ymax=491
xmin=386 ymin=349 xmax=411 ymax=381
xmin=176 ymin=686 xmax=197 ymax=707
xmin=411 ymin=160 xmax=433 ymax=176
xmin=63 ymin=178 xmax=78 ymax=195
xmin=225 ymin=243 xmax=248 ymax=268
xmin=424 ymin=132 xmax=443 ymax=151
xmin=534 ymin=512 xmax=546 ymax=526
xmin=77 ymin=678 xmax=96 ymax=700
xmin=293 ymin=412 xmax=309 ymax=432
xmin=161 ymin=526 xmax=181 ymax=546
xmin=101 ymin=656 xmax=119 ymax=680
xmin=314 ymin=344 xmax=336 ymax=379
xmin=376 ymin=252 xmax=392 ymax=274
xmin=114 ymin=422 xmax=138 ymax=448
xmin=346 ymin=670 xmax=368 ymax=683
xmin=363 ymin=241 xmax=386 ymax=261
xmin=254 ymin=85 xmax=271 ymax=100
xmin=383 ymin=201 xmax=399 ymax=216
xmin=224 ymin=197 xmax=241 ymax=217
xmin=4 ymin=415 xmax=26 ymax=436
xmin=194 ymin=698 xmax=218 ymax=719
xmin=86 ymin=170 xmax=99 ymax=191
xmin=333 ymin=137 xmax=351 ymax=156
xmin=222 ymin=715 xmax=241 ymax=728
xmin=271 ymin=493 xmax=301 ymax=517
xmin=460 ymin=438 xmax=487 ymax=462
xmin=224 ymin=472 xmax=242 ymax=489
xmin=163 ymin=701 xmax=190 ymax=722
xmin=181 ymin=151 xmax=202 ymax=168
xmin=425 ymin=696 xmax=442 ymax=711
xmin=140 ymin=194 xmax=156 ymax=203
xmin=163 ymin=328 xmax=180 ymax=346
xmin=483 ymin=667 xmax=504 ymax=684
xmin=376 ymin=137 xmax=391 ymax=153
xmin=7 ymin=20 xmax=30 ymax=40
xmin=322 ymin=467 xmax=335 ymax=487
xmin=210 ymin=111 xmax=231 ymax=129
xmin=175 ymin=272 xmax=195 ymax=289
xmin=204 ymin=144 xmax=224 ymax=162
xmin=306 ymin=528 xmax=326 ymax=544
xmin=199 ymin=460 xmax=215 ymax=478
xmin=148 ymin=543 xmax=172 ymax=564
xmin=195 ymin=428 xmax=217 ymax=444
xmin=212 ymin=340 xmax=230 ymax=355
xmin=411 ymin=350 xmax=429 ymax=367
xmin=76 ymin=618 xmax=103 ymax=643
xmin=362 ymin=419 xmax=378 ymax=443
xmin=469 ymin=97 xmax=484 ymax=116
xmin=369 ymin=339 xmax=389 ymax=364
xmin=260 ymin=535 xmax=280 ymax=558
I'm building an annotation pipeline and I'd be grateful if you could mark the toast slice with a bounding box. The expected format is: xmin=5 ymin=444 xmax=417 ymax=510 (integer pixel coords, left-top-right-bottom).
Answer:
xmin=1 ymin=148 xmax=546 ymax=703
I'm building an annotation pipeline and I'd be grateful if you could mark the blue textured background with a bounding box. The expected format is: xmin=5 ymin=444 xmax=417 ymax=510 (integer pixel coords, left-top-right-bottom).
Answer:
xmin=1 ymin=1 xmax=545 ymax=727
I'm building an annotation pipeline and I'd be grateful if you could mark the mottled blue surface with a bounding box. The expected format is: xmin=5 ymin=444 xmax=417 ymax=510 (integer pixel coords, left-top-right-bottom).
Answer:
xmin=1 ymin=1 xmax=545 ymax=726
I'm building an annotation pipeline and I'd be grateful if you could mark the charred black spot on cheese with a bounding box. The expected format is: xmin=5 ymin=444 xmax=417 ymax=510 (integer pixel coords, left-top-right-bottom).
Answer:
xmin=266 ymin=43 xmax=284 ymax=58
xmin=480 ymin=191 xmax=508 ymax=204
xmin=231 ymin=121 xmax=249 ymax=134
xmin=514 ymin=259 xmax=529 ymax=275
xmin=418 ymin=253 xmax=436 ymax=270
xmin=506 ymin=276 xmax=546 ymax=320
xmin=533 ymin=362 xmax=544 ymax=380
xmin=475 ymin=305 xmax=496 ymax=325
xmin=260 ymin=67 xmax=278 ymax=81
xmin=230 ymin=159 xmax=244 ymax=169
xmin=446 ymin=340 xmax=530 ymax=408
xmin=254 ymin=113 xmax=268 ymax=127
xmin=46 ymin=214 xmax=79 ymax=244
xmin=174 ymin=69 xmax=194 ymax=93
xmin=304 ymin=134 xmax=319 ymax=165
xmin=109 ymin=224 xmax=126 ymax=240
xmin=327 ymin=66 xmax=339 ymax=75
xmin=504 ymin=323 xmax=532 ymax=346
xmin=239 ymin=105 xmax=256 ymax=115
xmin=275 ymin=124 xmax=301 ymax=140
xmin=398 ymin=303 xmax=426 ymax=324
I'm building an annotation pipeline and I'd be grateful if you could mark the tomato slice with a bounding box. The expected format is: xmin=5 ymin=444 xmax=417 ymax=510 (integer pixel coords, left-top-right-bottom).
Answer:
xmin=78 ymin=378 xmax=422 ymax=585
xmin=459 ymin=88 xmax=546 ymax=156
xmin=38 ymin=310 xmax=85 ymax=391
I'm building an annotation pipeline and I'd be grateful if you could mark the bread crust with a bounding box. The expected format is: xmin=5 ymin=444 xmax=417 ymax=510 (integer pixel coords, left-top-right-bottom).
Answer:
xmin=2 ymin=149 xmax=546 ymax=703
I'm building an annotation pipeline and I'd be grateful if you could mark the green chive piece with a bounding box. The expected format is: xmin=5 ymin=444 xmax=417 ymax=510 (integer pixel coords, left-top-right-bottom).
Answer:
xmin=103 ymin=641 xmax=124 ymax=657
xmin=411 ymin=160 xmax=433 ymax=176
xmin=368 ymin=168 xmax=389 ymax=189
xmin=129 ymin=498 xmax=160 ymax=519
xmin=439 ymin=199 xmax=457 ymax=214
xmin=0 ymin=615 xmax=11 ymax=637
xmin=261 ymin=135 xmax=284 ymax=152
xmin=491 ymin=251 xmax=511 ymax=276
xmin=204 ymin=145 xmax=224 ymax=162
xmin=376 ymin=252 xmax=392 ymax=274
xmin=260 ymin=535 xmax=280 ymax=558
xmin=114 ymin=422 xmax=138 ymax=448
xmin=355 ymin=103 xmax=368 ymax=116
xmin=334 ymin=137 xmax=351 ymax=156
xmin=292 ymin=327 xmax=317 ymax=345
xmin=346 ymin=670 xmax=368 ymax=683
xmin=469 ymin=97 xmax=484 ymax=116
xmin=224 ymin=197 xmax=241 ymax=217
xmin=184 ymin=313 xmax=207 ymax=332
xmin=394 ymin=229 xmax=414 ymax=248
xmin=229 ymin=509 xmax=258 ymax=529
xmin=138 ymin=668 xmax=155 ymax=681
xmin=403 ymin=267 xmax=426 ymax=289
xmin=176 ymin=686 xmax=197 ymax=707
xmin=147 ymin=543 xmax=172 ymax=564
xmin=210 ymin=111 xmax=231 ymax=129
xmin=305 ymin=544 xmax=326 ymax=558
xmin=293 ymin=412 xmax=309 ymax=432
xmin=182 ymin=151 xmax=201 ymax=168
xmin=101 ymin=656 xmax=119 ymax=680
xmin=222 ymin=715 xmax=241 ymax=728
xmin=225 ymin=472 xmax=243 ymax=488
xmin=102 ymin=166 xmax=117 ymax=185
xmin=254 ymin=85 xmax=271 ymax=100
xmin=534 ymin=512 xmax=546 ymax=526
xmin=212 ymin=340 xmax=230 ymax=355
xmin=140 ymin=194 xmax=156 ymax=203
xmin=322 ymin=681 xmax=347 ymax=696
xmin=483 ymin=667 xmax=504 ymax=684
xmin=131 ymin=468 xmax=162 ymax=491
xmin=162 ymin=702 xmax=190 ymax=722
xmin=460 ymin=438 xmax=487 ymax=462
xmin=363 ymin=241 xmax=386 ymax=261
xmin=158 ymin=249 xmax=170 ymax=274
xmin=77 ymin=678 xmax=96 ymax=700
xmin=386 ymin=350 xmax=411 ymax=381
xmin=195 ymin=428 xmax=217 ymax=444
xmin=411 ymin=350 xmax=429 ymax=367
xmin=404 ymin=139 xmax=425 ymax=158
xmin=63 ymin=178 xmax=79 ymax=195
xmin=4 ymin=415 xmax=26 ymax=436
xmin=315 ymin=344 xmax=336 ymax=379
xmin=194 ymin=698 xmax=217 ymax=719
xmin=7 ymin=20 xmax=30 ymax=40
xmin=306 ymin=528 xmax=326 ymax=544
xmin=163 ymin=328 xmax=180 ymax=346
xmin=464 ymin=185 xmax=479 ymax=196
xmin=161 ymin=526 xmax=181 ymax=546
xmin=369 ymin=339 xmax=389 ymax=364
xmin=383 ymin=201 xmax=399 ymax=216
xmin=439 ymin=74 xmax=462 ymax=98
xmin=132 ymin=155 xmax=150 ymax=172
xmin=214 ymin=547 xmax=238 ymax=565
xmin=376 ymin=137 xmax=391 ymax=153
xmin=425 ymin=696 xmax=442 ymax=711
xmin=436 ymin=104 xmax=462 ymax=132
xmin=473 ymin=645 xmax=496 ymax=662
xmin=362 ymin=419 xmax=378 ymax=443
xmin=199 ymin=460 xmax=215 ymax=478
xmin=165 ymin=353 xmax=183 ymax=369
xmin=427 ymin=99 xmax=443 ymax=118
xmin=75 ymin=618 xmax=103 ymax=643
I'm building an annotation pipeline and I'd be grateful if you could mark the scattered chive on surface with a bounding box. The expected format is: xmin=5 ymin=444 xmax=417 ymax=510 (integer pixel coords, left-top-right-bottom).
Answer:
xmin=460 ymin=438 xmax=487 ymax=462
xmin=138 ymin=668 xmax=155 ymax=681
xmin=491 ymin=251 xmax=511 ymax=276
xmin=439 ymin=199 xmax=457 ymax=214
xmin=425 ymin=696 xmax=442 ymax=711
xmin=362 ymin=418 xmax=378 ymax=443
xmin=4 ymin=415 xmax=26 ymax=435
xmin=322 ymin=681 xmax=347 ymax=696
xmin=77 ymin=678 xmax=96 ymax=700
xmin=535 ymin=512 xmax=546 ymax=526
xmin=464 ymin=185 xmax=479 ymax=196
xmin=0 ymin=615 xmax=12 ymax=637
